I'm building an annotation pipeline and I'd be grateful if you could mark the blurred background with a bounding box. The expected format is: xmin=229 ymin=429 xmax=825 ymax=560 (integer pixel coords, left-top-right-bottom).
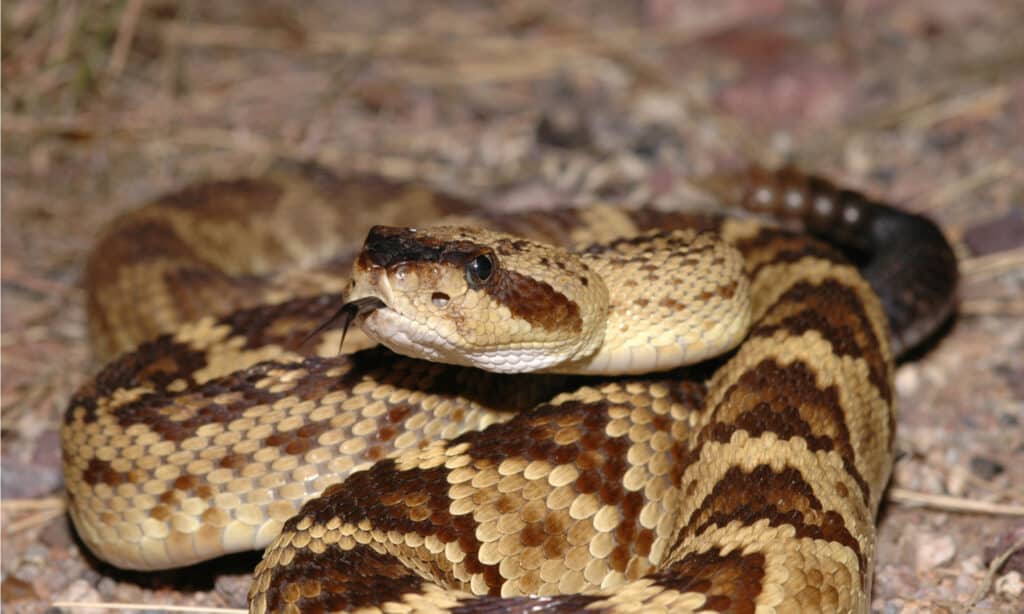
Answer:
xmin=3 ymin=1 xmax=1023 ymax=612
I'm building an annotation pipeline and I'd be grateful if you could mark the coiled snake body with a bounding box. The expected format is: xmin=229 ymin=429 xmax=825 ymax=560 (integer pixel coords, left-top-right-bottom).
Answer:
xmin=63 ymin=162 xmax=957 ymax=613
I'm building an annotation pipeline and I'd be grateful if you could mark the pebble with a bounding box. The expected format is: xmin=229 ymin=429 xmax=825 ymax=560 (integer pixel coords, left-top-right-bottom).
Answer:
xmin=878 ymin=600 xmax=902 ymax=614
xmin=54 ymin=578 xmax=102 ymax=605
xmin=985 ymin=528 xmax=1024 ymax=575
xmin=893 ymin=458 xmax=946 ymax=493
xmin=18 ymin=544 xmax=50 ymax=572
xmin=39 ymin=514 xmax=73 ymax=549
xmin=995 ymin=571 xmax=1023 ymax=599
xmin=895 ymin=365 xmax=921 ymax=397
xmin=214 ymin=574 xmax=252 ymax=609
xmin=1 ymin=576 xmax=38 ymax=603
xmin=0 ymin=457 xmax=63 ymax=499
xmin=962 ymin=210 xmax=1024 ymax=256
xmin=969 ymin=455 xmax=1005 ymax=481
xmin=31 ymin=429 xmax=63 ymax=468
xmin=945 ymin=464 xmax=970 ymax=497
xmin=998 ymin=365 xmax=1024 ymax=404
xmin=916 ymin=533 xmax=957 ymax=572
xmin=961 ymin=555 xmax=985 ymax=575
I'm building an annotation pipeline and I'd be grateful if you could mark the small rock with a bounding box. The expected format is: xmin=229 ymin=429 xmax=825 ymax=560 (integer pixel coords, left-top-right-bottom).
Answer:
xmin=997 ymin=365 xmax=1024 ymax=403
xmin=0 ymin=458 xmax=63 ymax=499
xmin=879 ymin=600 xmax=902 ymax=614
xmin=961 ymin=555 xmax=985 ymax=575
xmin=963 ymin=211 xmax=1024 ymax=256
xmin=922 ymin=363 xmax=948 ymax=389
xmin=39 ymin=513 xmax=73 ymax=549
xmin=985 ymin=528 xmax=1024 ymax=575
xmin=96 ymin=577 xmax=119 ymax=599
xmin=1 ymin=575 xmax=38 ymax=603
xmin=895 ymin=365 xmax=921 ymax=397
xmin=492 ymin=183 xmax=563 ymax=213
xmin=995 ymin=571 xmax=1023 ymax=599
xmin=536 ymin=106 xmax=591 ymax=150
xmin=945 ymin=464 xmax=970 ymax=497
xmin=54 ymin=578 xmax=101 ymax=605
xmin=31 ymin=429 xmax=63 ymax=469
xmin=916 ymin=533 xmax=957 ymax=572
xmin=969 ymin=455 xmax=1005 ymax=481
xmin=214 ymin=574 xmax=252 ymax=609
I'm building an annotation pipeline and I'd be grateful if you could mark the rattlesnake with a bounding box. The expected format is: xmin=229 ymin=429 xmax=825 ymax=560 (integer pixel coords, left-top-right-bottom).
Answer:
xmin=62 ymin=162 xmax=957 ymax=613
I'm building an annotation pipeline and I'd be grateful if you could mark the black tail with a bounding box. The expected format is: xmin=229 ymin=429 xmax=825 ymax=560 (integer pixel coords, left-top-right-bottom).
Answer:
xmin=698 ymin=166 xmax=959 ymax=356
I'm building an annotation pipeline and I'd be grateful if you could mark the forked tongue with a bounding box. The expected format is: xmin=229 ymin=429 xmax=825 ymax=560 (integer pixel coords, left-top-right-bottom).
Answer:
xmin=301 ymin=296 xmax=386 ymax=353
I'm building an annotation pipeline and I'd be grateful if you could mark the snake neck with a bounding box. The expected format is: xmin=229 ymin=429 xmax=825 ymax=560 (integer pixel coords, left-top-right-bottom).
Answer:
xmin=547 ymin=233 xmax=752 ymax=375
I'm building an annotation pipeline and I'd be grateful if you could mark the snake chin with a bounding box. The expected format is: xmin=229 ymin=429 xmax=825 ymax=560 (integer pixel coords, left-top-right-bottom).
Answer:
xmin=359 ymin=307 xmax=457 ymax=364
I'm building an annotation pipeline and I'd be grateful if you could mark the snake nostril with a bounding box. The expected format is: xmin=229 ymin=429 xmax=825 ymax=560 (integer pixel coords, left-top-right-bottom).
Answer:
xmin=431 ymin=292 xmax=450 ymax=308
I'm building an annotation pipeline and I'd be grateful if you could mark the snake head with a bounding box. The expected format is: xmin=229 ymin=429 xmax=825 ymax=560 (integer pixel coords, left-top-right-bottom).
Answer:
xmin=340 ymin=225 xmax=609 ymax=373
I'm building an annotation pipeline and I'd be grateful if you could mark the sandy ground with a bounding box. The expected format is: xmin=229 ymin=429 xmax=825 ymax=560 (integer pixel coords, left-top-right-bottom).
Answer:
xmin=2 ymin=1 xmax=1022 ymax=612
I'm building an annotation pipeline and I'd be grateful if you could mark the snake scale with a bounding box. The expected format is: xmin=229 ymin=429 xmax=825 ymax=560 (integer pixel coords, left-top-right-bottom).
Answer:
xmin=62 ymin=161 xmax=957 ymax=613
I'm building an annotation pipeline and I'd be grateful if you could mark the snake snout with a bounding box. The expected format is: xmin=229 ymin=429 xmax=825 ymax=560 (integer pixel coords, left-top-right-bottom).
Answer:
xmin=341 ymin=296 xmax=387 ymax=317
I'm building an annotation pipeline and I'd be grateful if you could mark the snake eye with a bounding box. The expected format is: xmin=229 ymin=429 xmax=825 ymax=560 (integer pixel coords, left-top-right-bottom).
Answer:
xmin=465 ymin=252 xmax=495 ymax=288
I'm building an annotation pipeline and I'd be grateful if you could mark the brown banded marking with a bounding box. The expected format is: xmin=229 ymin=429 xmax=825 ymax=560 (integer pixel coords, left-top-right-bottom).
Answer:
xmin=66 ymin=296 xmax=356 ymax=433
xmin=86 ymin=161 xmax=481 ymax=360
xmin=485 ymin=268 xmax=584 ymax=334
xmin=64 ymin=340 xmax=573 ymax=570
xmin=253 ymin=380 xmax=706 ymax=612
xmin=698 ymin=358 xmax=873 ymax=506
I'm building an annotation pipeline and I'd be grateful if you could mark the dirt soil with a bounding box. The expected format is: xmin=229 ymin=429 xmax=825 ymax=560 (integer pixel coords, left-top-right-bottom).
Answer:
xmin=2 ymin=1 xmax=1023 ymax=613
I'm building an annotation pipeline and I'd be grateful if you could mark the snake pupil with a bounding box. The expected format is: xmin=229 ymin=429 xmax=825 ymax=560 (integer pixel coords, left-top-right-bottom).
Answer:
xmin=466 ymin=252 xmax=495 ymax=287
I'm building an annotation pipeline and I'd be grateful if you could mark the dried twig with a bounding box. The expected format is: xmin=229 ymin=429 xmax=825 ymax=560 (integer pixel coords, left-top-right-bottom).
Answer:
xmin=2 ymin=259 xmax=77 ymax=297
xmin=47 ymin=1 xmax=82 ymax=65
xmin=51 ymin=602 xmax=245 ymax=614
xmin=889 ymin=488 xmax=1024 ymax=516
xmin=960 ymin=537 xmax=1024 ymax=612
xmin=960 ymin=298 xmax=1024 ymax=317
xmin=106 ymin=0 xmax=145 ymax=78
xmin=901 ymin=85 xmax=1011 ymax=132
xmin=926 ymin=158 xmax=1016 ymax=213
xmin=4 ymin=506 xmax=65 ymax=533
xmin=0 ymin=496 xmax=64 ymax=511
xmin=960 ymin=246 xmax=1024 ymax=279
